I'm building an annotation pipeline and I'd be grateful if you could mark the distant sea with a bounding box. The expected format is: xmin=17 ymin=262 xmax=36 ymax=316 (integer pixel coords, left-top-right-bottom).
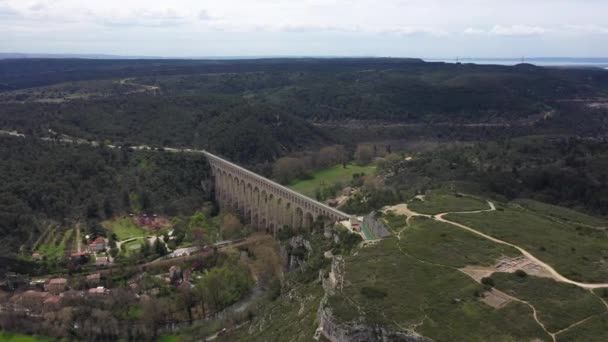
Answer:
xmin=425 ymin=57 xmax=608 ymax=69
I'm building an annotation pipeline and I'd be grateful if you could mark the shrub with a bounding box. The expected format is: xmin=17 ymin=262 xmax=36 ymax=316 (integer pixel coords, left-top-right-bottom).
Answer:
xmin=481 ymin=277 xmax=495 ymax=287
xmin=515 ymin=269 xmax=527 ymax=278
xmin=361 ymin=286 xmax=388 ymax=299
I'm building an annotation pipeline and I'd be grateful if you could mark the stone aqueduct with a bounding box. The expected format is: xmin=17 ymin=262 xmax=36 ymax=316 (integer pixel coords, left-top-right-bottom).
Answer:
xmin=203 ymin=151 xmax=350 ymax=234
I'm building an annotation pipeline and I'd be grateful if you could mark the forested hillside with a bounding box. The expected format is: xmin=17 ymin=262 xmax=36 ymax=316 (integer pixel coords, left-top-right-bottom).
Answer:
xmin=0 ymin=136 xmax=210 ymax=263
xmin=1 ymin=58 xmax=608 ymax=264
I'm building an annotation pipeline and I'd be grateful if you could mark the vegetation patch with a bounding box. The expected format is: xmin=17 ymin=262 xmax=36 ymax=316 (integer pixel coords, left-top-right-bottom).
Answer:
xmin=103 ymin=217 xmax=147 ymax=240
xmin=446 ymin=204 xmax=608 ymax=282
xmin=401 ymin=217 xmax=519 ymax=268
xmin=218 ymin=282 xmax=324 ymax=342
xmin=408 ymin=192 xmax=489 ymax=215
xmin=328 ymin=238 xmax=549 ymax=341
xmin=0 ymin=332 xmax=59 ymax=342
xmin=557 ymin=313 xmax=608 ymax=342
xmin=514 ymin=199 xmax=608 ymax=228
xmin=490 ymin=272 xmax=606 ymax=332
xmin=288 ymin=164 xmax=375 ymax=198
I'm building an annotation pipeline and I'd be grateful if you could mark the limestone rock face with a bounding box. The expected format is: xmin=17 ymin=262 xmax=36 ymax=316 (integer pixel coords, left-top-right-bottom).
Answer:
xmin=281 ymin=235 xmax=314 ymax=271
xmin=318 ymin=304 xmax=432 ymax=342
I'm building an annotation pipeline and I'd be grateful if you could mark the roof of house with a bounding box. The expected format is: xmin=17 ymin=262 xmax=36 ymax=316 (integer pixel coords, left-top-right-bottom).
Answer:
xmin=71 ymin=252 xmax=87 ymax=257
xmin=88 ymin=287 xmax=106 ymax=294
xmin=49 ymin=278 xmax=68 ymax=285
xmin=43 ymin=295 xmax=62 ymax=305
xmin=96 ymin=257 xmax=108 ymax=263
xmin=89 ymin=237 xmax=106 ymax=245
xmin=86 ymin=273 xmax=101 ymax=280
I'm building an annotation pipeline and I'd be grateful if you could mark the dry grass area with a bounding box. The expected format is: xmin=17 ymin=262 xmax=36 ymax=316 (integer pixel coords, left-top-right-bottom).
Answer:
xmin=481 ymin=289 xmax=513 ymax=309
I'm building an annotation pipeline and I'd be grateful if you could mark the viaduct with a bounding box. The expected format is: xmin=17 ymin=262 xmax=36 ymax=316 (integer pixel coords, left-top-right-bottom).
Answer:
xmin=203 ymin=151 xmax=351 ymax=234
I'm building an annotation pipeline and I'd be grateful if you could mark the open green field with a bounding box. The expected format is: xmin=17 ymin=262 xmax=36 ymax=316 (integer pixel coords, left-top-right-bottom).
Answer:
xmin=402 ymin=217 xmax=520 ymax=267
xmin=102 ymin=217 xmax=146 ymax=240
xmin=514 ymin=199 xmax=608 ymax=228
xmin=446 ymin=204 xmax=608 ymax=282
xmin=0 ymin=332 xmax=58 ymax=342
xmin=288 ymin=164 xmax=375 ymax=197
xmin=122 ymin=237 xmax=146 ymax=256
xmin=328 ymin=238 xmax=550 ymax=341
xmin=490 ymin=273 xmax=606 ymax=332
xmin=408 ymin=192 xmax=489 ymax=215
xmin=557 ymin=314 xmax=608 ymax=342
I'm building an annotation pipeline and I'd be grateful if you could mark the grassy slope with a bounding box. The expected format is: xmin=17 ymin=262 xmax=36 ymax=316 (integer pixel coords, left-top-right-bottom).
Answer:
xmin=402 ymin=217 xmax=520 ymax=267
xmin=408 ymin=193 xmax=489 ymax=215
xmin=288 ymin=164 xmax=375 ymax=197
xmin=446 ymin=205 xmax=608 ymax=282
xmin=490 ymin=273 xmax=606 ymax=332
xmin=102 ymin=217 xmax=146 ymax=240
xmin=558 ymin=314 xmax=608 ymax=342
xmin=328 ymin=238 xmax=549 ymax=342
xmin=514 ymin=199 xmax=608 ymax=227
xmin=218 ymin=283 xmax=324 ymax=342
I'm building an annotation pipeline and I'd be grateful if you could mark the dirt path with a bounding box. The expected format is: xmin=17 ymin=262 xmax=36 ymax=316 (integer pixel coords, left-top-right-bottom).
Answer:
xmin=387 ymin=200 xmax=608 ymax=290
xmin=119 ymin=78 xmax=160 ymax=94
xmin=433 ymin=202 xmax=608 ymax=289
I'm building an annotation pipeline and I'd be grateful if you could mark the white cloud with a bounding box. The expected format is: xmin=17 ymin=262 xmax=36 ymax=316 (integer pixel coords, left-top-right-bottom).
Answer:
xmin=464 ymin=25 xmax=550 ymax=36
xmin=463 ymin=27 xmax=486 ymax=35
xmin=566 ymin=25 xmax=608 ymax=35
xmin=489 ymin=25 xmax=549 ymax=36
xmin=1 ymin=0 xmax=608 ymax=56
xmin=99 ymin=8 xmax=187 ymax=27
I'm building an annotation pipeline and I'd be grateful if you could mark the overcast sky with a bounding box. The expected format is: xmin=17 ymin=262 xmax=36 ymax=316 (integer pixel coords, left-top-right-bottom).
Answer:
xmin=1 ymin=0 xmax=608 ymax=58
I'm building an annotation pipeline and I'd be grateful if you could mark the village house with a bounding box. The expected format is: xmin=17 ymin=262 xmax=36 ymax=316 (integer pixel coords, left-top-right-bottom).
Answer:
xmin=46 ymin=278 xmax=68 ymax=294
xmin=95 ymin=257 xmax=110 ymax=267
xmin=88 ymin=286 xmax=109 ymax=295
xmin=43 ymin=295 xmax=62 ymax=310
xmin=86 ymin=273 xmax=101 ymax=287
xmin=31 ymin=252 xmax=44 ymax=261
xmin=88 ymin=237 xmax=107 ymax=253
xmin=9 ymin=290 xmax=50 ymax=311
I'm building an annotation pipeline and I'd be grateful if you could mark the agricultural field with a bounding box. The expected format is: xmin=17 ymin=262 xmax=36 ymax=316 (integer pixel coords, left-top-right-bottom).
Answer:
xmin=102 ymin=217 xmax=147 ymax=241
xmin=446 ymin=204 xmax=608 ymax=282
xmin=288 ymin=164 xmax=375 ymax=198
xmin=31 ymin=225 xmax=75 ymax=260
xmin=408 ymin=192 xmax=489 ymax=215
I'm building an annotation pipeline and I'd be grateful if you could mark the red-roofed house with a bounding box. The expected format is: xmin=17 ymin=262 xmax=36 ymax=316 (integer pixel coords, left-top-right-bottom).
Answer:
xmin=86 ymin=273 xmax=101 ymax=287
xmin=95 ymin=257 xmax=110 ymax=267
xmin=88 ymin=237 xmax=107 ymax=253
xmin=46 ymin=278 xmax=68 ymax=294
xmin=43 ymin=295 xmax=62 ymax=310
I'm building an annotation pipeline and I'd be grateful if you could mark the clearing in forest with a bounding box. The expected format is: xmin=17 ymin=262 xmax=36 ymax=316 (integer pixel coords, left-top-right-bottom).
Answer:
xmin=288 ymin=163 xmax=375 ymax=198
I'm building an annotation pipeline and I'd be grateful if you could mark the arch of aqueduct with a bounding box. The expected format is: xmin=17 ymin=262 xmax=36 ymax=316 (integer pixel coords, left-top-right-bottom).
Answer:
xmin=203 ymin=151 xmax=350 ymax=234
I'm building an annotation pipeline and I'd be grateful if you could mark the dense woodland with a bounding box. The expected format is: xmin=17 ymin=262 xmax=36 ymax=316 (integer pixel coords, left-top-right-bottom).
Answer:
xmin=0 ymin=136 xmax=211 ymax=267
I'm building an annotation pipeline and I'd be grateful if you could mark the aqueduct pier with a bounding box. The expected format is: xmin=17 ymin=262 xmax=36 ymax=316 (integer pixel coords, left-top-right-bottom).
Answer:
xmin=203 ymin=151 xmax=350 ymax=234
